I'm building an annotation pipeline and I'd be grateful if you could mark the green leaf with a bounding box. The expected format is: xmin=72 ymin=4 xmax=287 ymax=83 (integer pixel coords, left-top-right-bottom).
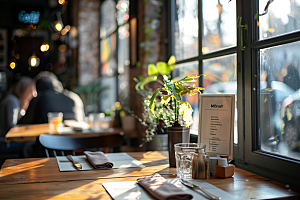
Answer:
xmin=156 ymin=62 xmax=168 ymax=75
xmin=255 ymin=13 xmax=259 ymax=19
xmin=168 ymin=55 xmax=176 ymax=65
xmin=136 ymin=61 xmax=141 ymax=68
xmin=179 ymin=75 xmax=201 ymax=83
xmin=148 ymin=64 xmax=158 ymax=76
xmin=138 ymin=75 xmax=144 ymax=81
xmin=170 ymin=82 xmax=181 ymax=102
xmin=135 ymin=82 xmax=141 ymax=91
xmin=167 ymin=64 xmax=174 ymax=73
xmin=141 ymin=76 xmax=158 ymax=90
xmin=149 ymin=89 xmax=161 ymax=115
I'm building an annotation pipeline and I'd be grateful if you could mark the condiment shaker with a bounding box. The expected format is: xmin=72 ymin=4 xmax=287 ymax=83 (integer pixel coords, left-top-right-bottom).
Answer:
xmin=204 ymin=154 xmax=210 ymax=179
xmin=192 ymin=148 xmax=205 ymax=179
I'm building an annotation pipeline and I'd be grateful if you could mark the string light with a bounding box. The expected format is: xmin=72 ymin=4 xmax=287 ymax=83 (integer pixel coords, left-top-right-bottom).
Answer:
xmin=40 ymin=43 xmax=50 ymax=52
xmin=55 ymin=22 xmax=63 ymax=31
xmin=10 ymin=62 xmax=16 ymax=69
xmin=28 ymin=53 xmax=40 ymax=67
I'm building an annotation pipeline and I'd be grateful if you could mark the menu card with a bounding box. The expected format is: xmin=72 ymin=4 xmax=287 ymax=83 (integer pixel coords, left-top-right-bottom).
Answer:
xmin=56 ymin=153 xmax=144 ymax=171
xmin=198 ymin=94 xmax=235 ymax=159
xmin=102 ymin=178 xmax=239 ymax=200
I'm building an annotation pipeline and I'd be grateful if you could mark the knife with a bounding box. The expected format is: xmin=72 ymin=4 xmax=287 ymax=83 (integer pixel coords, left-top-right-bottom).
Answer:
xmin=67 ymin=155 xmax=82 ymax=170
xmin=180 ymin=179 xmax=220 ymax=200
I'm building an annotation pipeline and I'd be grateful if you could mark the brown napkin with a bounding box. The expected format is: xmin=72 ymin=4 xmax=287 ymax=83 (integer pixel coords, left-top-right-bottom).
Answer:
xmin=137 ymin=174 xmax=193 ymax=200
xmin=83 ymin=151 xmax=114 ymax=169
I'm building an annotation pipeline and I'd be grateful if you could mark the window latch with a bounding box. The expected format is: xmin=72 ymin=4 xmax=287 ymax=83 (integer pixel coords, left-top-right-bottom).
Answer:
xmin=237 ymin=17 xmax=248 ymax=51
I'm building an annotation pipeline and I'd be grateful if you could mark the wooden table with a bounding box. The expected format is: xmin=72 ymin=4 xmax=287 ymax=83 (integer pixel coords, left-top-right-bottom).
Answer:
xmin=0 ymin=151 xmax=299 ymax=199
xmin=5 ymin=124 xmax=138 ymax=143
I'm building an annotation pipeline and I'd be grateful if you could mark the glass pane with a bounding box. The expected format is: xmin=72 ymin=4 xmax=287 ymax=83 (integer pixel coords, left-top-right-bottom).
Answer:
xmin=203 ymin=54 xmax=237 ymax=143
xmin=101 ymin=33 xmax=117 ymax=76
xmin=100 ymin=76 xmax=117 ymax=113
xmin=259 ymin=0 xmax=300 ymax=40
xmin=172 ymin=61 xmax=199 ymax=134
xmin=259 ymin=41 xmax=300 ymax=160
xmin=100 ymin=0 xmax=117 ymax=38
xmin=202 ymin=0 xmax=236 ymax=54
xmin=116 ymin=0 xmax=129 ymax=26
xmin=118 ymin=24 xmax=130 ymax=74
xmin=174 ymin=0 xmax=198 ymax=60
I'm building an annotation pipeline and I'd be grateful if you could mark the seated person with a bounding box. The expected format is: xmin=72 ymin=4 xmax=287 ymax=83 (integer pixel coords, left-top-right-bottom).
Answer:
xmin=0 ymin=77 xmax=37 ymax=158
xmin=19 ymin=71 xmax=85 ymax=124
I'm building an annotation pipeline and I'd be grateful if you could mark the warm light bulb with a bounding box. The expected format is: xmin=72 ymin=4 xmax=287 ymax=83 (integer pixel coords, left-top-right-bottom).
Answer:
xmin=28 ymin=54 xmax=40 ymax=67
xmin=58 ymin=0 xmax=65 ymax=5
xmin=41 ymin=44 xmax=49 ymax=52
xmin=55 ymin=23 xmax=63 ymax=31
xmin=10 ymin=62 xmax=16 ymax=69
xmin=31 ymin=58 xmax=37 ymax=66
xmin=41 ymin=45 xmax=46 ymax=52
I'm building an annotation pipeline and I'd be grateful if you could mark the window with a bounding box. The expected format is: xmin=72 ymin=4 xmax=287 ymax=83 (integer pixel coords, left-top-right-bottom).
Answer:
xmin=169 ymin=0 xmax=300 ymax=186
xmin=171 ymin=0 xmax=237 ymax=142
xmin=99 ymin=0 xmax=130 ymax=112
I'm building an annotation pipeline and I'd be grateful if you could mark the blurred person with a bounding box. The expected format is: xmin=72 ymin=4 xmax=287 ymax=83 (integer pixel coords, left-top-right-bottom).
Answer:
xmin=0 ymin=77 xmax=36 ymax=137
xmin=19 ymin=71 xmax=85 ymax=124
xmin=283 ymin=64 xmax=300 ymax=91
xmin=0 ymin=77 xmax=36 ymax=158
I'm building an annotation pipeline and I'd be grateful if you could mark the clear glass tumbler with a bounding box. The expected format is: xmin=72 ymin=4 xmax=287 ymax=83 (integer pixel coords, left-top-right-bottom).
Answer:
xmin=47 ymin=112 xmax=63 ymax=130
xmin=174 ymin=143 xmax=206 ymax=179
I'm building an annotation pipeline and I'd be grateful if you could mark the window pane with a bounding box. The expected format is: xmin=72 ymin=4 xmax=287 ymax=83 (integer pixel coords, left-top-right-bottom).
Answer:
xmin=101 ymin=33 xmax=117 ymax=76
xmin=116 ymin=0 xmax=129 ymax=26
xmin=202 ymin=0 xmax=236 ymax=54
xmin=259 ymin=41 xmax=300 ymax=160
xmin=258 ymin=0 xmax=300 ymax=40
xmin=118 ymin=24 xmax=130 ymax=74
xmin=100 ymin=0 xmax=117 ymax=38
xmin=172 ymin=61 xmax=199 ymax=134
xmin=174 ymin=0 xmax=198 ymax=60
xmin=203 ymin=54 xmax=237 ymax=143
xmin=100 ymin=76 xmax=117 ymax=112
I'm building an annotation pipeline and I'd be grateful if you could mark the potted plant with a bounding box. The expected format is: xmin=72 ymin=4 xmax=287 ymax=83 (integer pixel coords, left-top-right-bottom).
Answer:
xmin=136 ymin=56 xmax=204 ymax=166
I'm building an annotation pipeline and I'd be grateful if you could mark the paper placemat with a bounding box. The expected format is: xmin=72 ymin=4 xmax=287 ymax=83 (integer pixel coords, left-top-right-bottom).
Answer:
xmin=102 ymin=178 xmax=240 ymax=200
xmin=56 ymin=153 xmax=145 ymax=171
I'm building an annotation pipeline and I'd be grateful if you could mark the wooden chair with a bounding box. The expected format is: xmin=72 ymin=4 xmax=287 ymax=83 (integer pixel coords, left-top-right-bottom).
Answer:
xmin=37 ymin=134 xmax=124 ymax=157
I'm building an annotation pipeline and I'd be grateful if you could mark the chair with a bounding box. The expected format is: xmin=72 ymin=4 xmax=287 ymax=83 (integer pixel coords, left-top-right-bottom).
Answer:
xmin=38 ymin=134 xmax=123 ymax=157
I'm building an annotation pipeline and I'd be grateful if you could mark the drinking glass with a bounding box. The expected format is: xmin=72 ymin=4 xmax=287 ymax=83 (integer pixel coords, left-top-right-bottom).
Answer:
xmin=174 ymin=143 xmax=206 ymax=179
xmin=47 ymin=112 xmax=63 ymax=130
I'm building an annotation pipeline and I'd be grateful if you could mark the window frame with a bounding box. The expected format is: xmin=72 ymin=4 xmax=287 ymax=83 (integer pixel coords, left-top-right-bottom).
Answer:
xmin=236 ymin=0 xmax=300 ymax=187
xmin=168 ymin=0 xmax=241 ymax=158
xmin=168 ymin=0 xmax=300 ymax=187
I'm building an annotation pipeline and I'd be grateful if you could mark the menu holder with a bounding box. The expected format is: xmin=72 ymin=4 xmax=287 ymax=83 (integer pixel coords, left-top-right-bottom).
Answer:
xmin=198 ymin=94 xmax=235 ymax=160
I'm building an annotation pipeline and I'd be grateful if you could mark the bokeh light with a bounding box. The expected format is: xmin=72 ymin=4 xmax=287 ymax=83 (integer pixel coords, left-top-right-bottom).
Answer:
xmin=59 ymin=44 xmax=67 ymax=52
xmin=10 ymin=62 xmax=16 ymax=69
xmin=55 ymin=22 xmax=63 ymax=31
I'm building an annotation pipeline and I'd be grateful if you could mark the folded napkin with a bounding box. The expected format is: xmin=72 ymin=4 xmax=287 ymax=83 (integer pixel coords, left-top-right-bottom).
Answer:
xmin=83 ymin=151 xmax=114 ymax=169
xmin=137 ymin=174 xmax=193 ymax=200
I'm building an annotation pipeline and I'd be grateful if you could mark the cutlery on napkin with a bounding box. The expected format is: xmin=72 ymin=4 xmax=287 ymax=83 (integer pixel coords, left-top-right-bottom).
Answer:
xmin=137 ymin=173 xmax=193 ymax=200
xmin=67 ymin=155 xmax=82 ymax=170
xmin=83 ymin=151 xmax=114 ymax=169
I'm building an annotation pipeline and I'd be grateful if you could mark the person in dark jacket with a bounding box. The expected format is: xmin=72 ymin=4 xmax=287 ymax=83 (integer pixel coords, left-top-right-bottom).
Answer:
xmin=19 ymin=71 xmax=85 ymax=124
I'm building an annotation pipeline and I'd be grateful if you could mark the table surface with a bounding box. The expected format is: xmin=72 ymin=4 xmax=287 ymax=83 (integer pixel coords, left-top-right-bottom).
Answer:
xmin=0 ymin=151 xmax=299 ymax=200
xmin=5 ymin=123 xmax=137 ymax=143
